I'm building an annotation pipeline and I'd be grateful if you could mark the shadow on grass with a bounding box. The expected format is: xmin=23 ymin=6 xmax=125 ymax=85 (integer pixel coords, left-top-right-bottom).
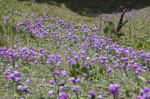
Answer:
xmin=18 ymin=0 xmax=150 ymax=16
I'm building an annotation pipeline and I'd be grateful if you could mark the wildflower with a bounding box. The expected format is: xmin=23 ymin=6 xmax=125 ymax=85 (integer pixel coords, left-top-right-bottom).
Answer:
xmin=89 ymin=90 xmax=95 ymax=96
xmin=82 ymin=73 xmax=87 ymax=77
xmin=72 ymin=85 xmax=78 ymax=92
xmin=109 ymin=84 xmax=120 ymax=95
xmin=53 ymin=71 xmax=60 ymax=75
xmin=49 ymin=80 xmax=55 ymax=85
xmin=60 ymin=93 xmax=68 ymax=99
xmin=48 ymin=91 xmax=53 ymax=95
xmin=5 ymin=85 xmax=9 ymax=89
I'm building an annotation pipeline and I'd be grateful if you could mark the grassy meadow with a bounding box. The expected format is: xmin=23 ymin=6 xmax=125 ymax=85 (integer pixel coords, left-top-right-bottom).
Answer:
xmin=0 ymin=0 xmax=150 ymax=99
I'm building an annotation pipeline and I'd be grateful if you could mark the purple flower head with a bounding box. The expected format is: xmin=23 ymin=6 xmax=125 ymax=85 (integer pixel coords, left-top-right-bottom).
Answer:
xmin=60 ymin=93 xmax=68 ymax=99
xmin=106 ymin=66 xmax=112 ymax=73
xmin=69 ymin=77 xmax=75 ymax=82
xmin=75 ymin=78 xmax=81 ymax=83
xmin=137 ymin=95 xmax=142 ymax=99
xmin=143 ymin=87 xmax=150 ymax=92
xmin=61 ymin=71 xmax=66 ymax=77
xmin=26 ymin=79 xmax=31 ymax=84
xmin=14 ymin=65 xmax=19 ymax=69
xmin=64 ymin=84 xmax=68 ymax=88
xmin=49 ymin=80 xmax=55 ymax=85
xmin=16 ymin=85 xmax=23 ymax=91
xmin=13 ymin=71 xmax=21 ymax=77
xmin=15 ymin=77 xmax=21 ymax=82
xmin=135 ymin=70 xmax=139 ymax=75
xmin=60 ymin=86 xmax=64 ymax=91
xmin=109 ymin=84 xmax=120 ymax=95
xmin=34 ymin=60 xmax=38 ymax=64
xmin=98 ymin=95 xmax=102 ymax=99
xmin=89 ymin=90 xmax=95 ymax=96
xmin=28 ymin=73 xmax=32 ymax=76
xmin=114 ymin=84 xmax=120 ymax=90
xmin=113 ymin=64 xmax=119 ymax=69
xmin=119 ymin=93 xmax=123 ymax=96
xmin=48 ymin=91 xmax=53 ymax=95
xmin=23 ymin=85 xmax=28 ymax=91
xmin=72 ymin=85 xmax=78 ymax=92
xmin=3 ymin=63 xmax=7 ymax=67
xmin=147 ymin=80 xmax=150 ymax=83
xmin=5 ymin=85 xmax=9 ymax=89
xmin=56 ymin=61 xmax=61 ymax=67
xmin=132 ymin=63 xmax=137 ymax=70
xmin=139 ymin=89 xmax=145 ymax=95
xmin=42 ymin=78 xmax=46 ymax=82
xmin=13 ymin=45 xmax=17 ymax=49
xmin=82 ymin=73 xmax=87 ymax=77
xmin=144 ymin=66 xmax=147 ymax=70
xmin=121 ymin=57 xmax=128 ymax=61
xmin=53 ymin=71 xmax=60 ymax=75
xmin=0 ymin=70 xmax=3 ymax=73
xmin=39 ymin=48 xmax=43 ymax=52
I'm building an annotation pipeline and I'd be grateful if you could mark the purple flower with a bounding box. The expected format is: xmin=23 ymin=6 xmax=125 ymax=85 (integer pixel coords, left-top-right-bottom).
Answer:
xmin=13 ymin=45 xmax=17 ymax=49
xmin=60 ymin=93 xmax=68 ymax=99
xmin=109 ymin=84 xmax=120 ymax=95
xmin=53 ymin=71 xmax=60 ymax=75
xmin=147 ymin=80 xmax=150 ymax=83
xmin=60 ymin=86 xmax=64 ymax=91
xmin=137 ymin=95 xmax=142 ymax=99
xmin=114 ymin=84 xmax=120 ymax=90
xmin=64 ymin=84 xmax=68 ymax=88
xmin=97 ymin=95 xmax=102 ymax=99
xmin=89 ymin=90 xmax=95 ymax=96
xmin=3 ymin=63 xmax=7 ymax=67
xmin=26 ymin=79 xmax=31 ymax=84
xmin=119 ymin=93 xmax=123 ymax=96
xmin=0 ymin=70 xmax=2 ymax=73
xmin=49 ymin=80 xmax=55 ymax=85
xmin=143 ymin=87 xmax=150 ymax=92
xmin=135 ymin=70 xmax=139 ymax=75
xmin=113 ymin=64 xmax=119 ymax=69
xmin=61 ymin=71 xmax=66 ymax=77
xmin=69 ymin=77 xmax=75 ymax=82
xmin=28 ymin=73 xmax=32 ymax=76
xmin=75 ymin=78 xmax=81 ymax=83
xmin=82 ymin=73 xmax=87 ymax=77
xmin=48 ymin=91 xmax=53 ymax=95
xmin=23 ymin=85 xmax=28 ymax=91
xmin=5 ymin=85 xmax=9 ymax=89
xmin=139 ymin=89 xmax=145 ymax=95
xmin=15 ymin=77 xmax=21 ymax=82
xmin=72 ymin=85 xmax=78 ymax=92
xmin=34 ymin=60 xmax=38 ymax=64
xmin=14 ymin=65 xmax=19 ymax=69
xmin=106 ymin=66 xmax=112 ymax=73
xmin=42 ymin=78 xmax=46 ymax=82
xmin=56 ymin=61 xmax=61 ymax=67
xmin=16 ymin=85 xmax=23 ymax=91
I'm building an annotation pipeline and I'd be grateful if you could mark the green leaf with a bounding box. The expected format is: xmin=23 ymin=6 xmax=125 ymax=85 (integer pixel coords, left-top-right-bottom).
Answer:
xmin=103 ymin=26 xmax=109 ymax=33
xmin=99 ymin=67 xmax=106 ymax=74
xmin=133 ymin=88 xmax=140 ymax=96
xmin=136 ymin=42 xmax=143 ymax=48
xmin=0 ymin=24 xmax=4 ymax=33
xmin=81 ymin=66 xmax=88 ymax=73
xmin=70 ymin=70 xmax=75 ymax=77
xmin=125 ymin=90 xmax=131 ymax=98
xmin=76 ymin=63 xmax=80 ymax=68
